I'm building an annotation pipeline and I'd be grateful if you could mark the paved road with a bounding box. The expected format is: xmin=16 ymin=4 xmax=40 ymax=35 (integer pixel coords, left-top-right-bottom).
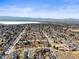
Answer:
xmin=42 ymin=31 xmax=53 ymax=47
xmin=5 ymin=27 xmax=27 ymax=54
xmin=42 ymin=31 xmax=59 ymax=59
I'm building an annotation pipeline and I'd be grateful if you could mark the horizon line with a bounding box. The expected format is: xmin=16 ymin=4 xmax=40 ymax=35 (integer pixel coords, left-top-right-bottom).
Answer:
xmin=0 ymin=16 xmax=79 ymax=19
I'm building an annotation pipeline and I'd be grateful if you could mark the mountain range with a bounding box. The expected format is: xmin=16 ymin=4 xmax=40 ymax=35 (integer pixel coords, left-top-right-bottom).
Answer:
xmin=0 ymin=16 xmax=79 ymax=24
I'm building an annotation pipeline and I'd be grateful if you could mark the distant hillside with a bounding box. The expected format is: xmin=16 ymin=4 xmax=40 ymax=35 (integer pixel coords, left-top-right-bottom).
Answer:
xmin=0 ymin=16 xmax=79 ymax=24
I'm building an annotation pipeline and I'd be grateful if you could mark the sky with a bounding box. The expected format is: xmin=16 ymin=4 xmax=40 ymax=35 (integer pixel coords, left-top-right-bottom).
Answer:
xmin=0 ymin=0 xmax=79 ymax=18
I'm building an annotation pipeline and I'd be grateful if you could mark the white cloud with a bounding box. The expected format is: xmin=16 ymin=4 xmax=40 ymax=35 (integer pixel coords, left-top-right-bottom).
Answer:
xmin=0 ymin=6 xmax=79 ymax=19
xmin=0 ymin=7 xmax=32 ymax=13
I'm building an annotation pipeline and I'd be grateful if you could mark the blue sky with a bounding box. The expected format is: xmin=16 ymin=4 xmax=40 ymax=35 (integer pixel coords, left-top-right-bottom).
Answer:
xmin=0 ymin=0 xmax=79 ymax=18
